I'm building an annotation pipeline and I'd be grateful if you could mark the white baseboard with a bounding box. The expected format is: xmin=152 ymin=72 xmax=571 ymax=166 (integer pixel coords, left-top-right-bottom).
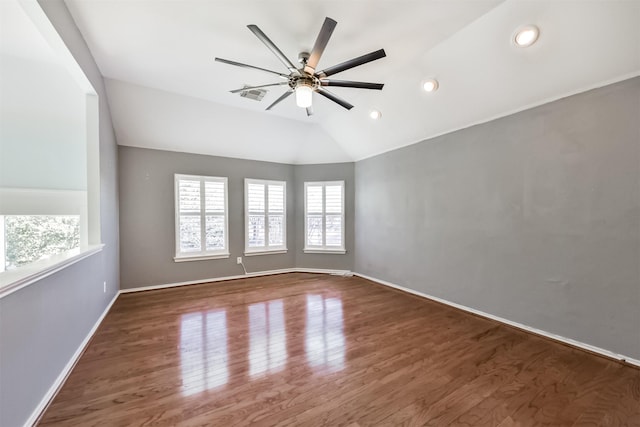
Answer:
xmin=354 ymin=272 xmax=640 ymax=368
xmin=296 ymin=268 xmax=352 ymax=276
xmin=120 ymin=268 xmax=352 ymax=293
xmin=25 ymin=291 xmax=120 ymax=427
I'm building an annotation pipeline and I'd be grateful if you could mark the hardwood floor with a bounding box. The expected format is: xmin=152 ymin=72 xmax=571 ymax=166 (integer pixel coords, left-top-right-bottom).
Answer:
xmin=39 ymin=273 xmax=640 ymax=426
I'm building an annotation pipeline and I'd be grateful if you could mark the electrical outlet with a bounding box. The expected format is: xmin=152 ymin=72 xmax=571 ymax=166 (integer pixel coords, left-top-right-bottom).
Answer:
xmin=237 ymin=257 xmax=242 ymax=265
xmin=103 ymin=281 xmax=106 ymax=293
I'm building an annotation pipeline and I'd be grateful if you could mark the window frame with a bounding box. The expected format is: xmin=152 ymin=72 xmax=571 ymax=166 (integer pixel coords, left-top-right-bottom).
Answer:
xmin=303 ymin=181 xmax=346 ymax=254
xmin=244 ymin=178 xmax=287 ymax=256
xmin=174 ymin=174 xmax=230 ymax=262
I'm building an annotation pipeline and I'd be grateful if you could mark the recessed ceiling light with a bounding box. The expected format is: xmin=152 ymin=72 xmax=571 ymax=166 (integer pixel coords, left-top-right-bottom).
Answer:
xmin=369 ymin=110 xmax=382 ymax=120
xmin=422 ymin=79 xmax=439 ymax=92
xmin=513 ymin=25 xmax=539 ymax=47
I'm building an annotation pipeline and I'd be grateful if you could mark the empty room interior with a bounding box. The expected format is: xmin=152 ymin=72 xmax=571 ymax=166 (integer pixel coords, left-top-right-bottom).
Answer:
xmin=1 ymin=0 xmax=640 ymax=425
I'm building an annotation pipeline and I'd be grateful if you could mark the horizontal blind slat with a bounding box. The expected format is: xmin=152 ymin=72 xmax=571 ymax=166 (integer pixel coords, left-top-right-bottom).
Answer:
xmin=306 ymin=186 xmax=323 ymax=213
xmin=247 ymin=214 xmax=265 ymax=247
xmin=325 ymin=214 xmax=342 ymax=246
xmin=325 ymin=185 xmax=342 ymax=213
xmin=178 ymin=179 xmax=201 ymax=212
xmin=268 ymin=184 xmax=284 ymax=213
xmin=247 ymin=183 xmax=265 ymax=212
xmin=205 ymin=181 xmax=225 ymax=213
xmin=268 ymin=214 xmax=284 ymax=246
xmin=306 ymin=215 xmax=323 ymax=246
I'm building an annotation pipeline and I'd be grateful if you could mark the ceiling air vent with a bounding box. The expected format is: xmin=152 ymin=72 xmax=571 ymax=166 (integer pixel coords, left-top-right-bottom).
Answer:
xmin=239 ymin=85 xmax=268 ymax=101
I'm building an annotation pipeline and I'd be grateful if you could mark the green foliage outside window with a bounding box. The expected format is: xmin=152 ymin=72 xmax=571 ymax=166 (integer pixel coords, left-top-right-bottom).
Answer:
xmin=4 ymin=215 xmax=80 ymax=270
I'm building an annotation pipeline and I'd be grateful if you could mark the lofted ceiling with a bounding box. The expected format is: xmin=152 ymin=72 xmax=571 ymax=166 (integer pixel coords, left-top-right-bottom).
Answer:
xmin=65 ymin=0 xmax=640 ymax=164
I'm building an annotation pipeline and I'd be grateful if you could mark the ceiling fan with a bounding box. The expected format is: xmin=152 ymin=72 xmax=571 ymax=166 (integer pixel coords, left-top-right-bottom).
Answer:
xmin=215 ymin=17 xmax=386 ymax=116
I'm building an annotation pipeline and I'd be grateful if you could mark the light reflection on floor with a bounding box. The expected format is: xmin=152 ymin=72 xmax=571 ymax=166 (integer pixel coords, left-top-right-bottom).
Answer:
xmin=179 ymin=310 xmax=228 ymax=396
xmin=305 ymin=295 xmax=345 ymax=371
xmin=248 ymin=299 xmax=287 ymax=377
xmin=178 ymin=294 xmax=345 ymax=396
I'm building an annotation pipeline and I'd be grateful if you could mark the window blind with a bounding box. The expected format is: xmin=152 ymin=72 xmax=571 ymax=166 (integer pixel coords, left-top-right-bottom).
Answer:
xmin=304 ymin=181 xmax=345 ymax=252
xmin=175 ymin=174 xmax=229 ymax=260
xmin=245 ymin=179 xmax=286 ymax=254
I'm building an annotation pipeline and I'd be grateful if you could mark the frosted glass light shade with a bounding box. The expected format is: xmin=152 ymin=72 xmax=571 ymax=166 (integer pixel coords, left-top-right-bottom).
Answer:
xmin=295 ymin=85 xmax=313 ymax=108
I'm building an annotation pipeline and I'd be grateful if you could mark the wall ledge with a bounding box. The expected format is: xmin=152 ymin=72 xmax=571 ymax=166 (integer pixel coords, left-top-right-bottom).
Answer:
xmin=0 ymin=244 xmax=105 ymax=299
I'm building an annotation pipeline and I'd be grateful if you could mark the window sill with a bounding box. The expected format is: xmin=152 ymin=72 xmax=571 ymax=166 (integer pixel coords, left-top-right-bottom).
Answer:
xmin=174 ymin=253 xmax=230 ymax=262
xmin=303 ymin=249 xmax=347 ymax=254
xmin=244 ymin=249 xmax=288 ymax=257
xmin=0 ymin=244 xmax=105 ymax=299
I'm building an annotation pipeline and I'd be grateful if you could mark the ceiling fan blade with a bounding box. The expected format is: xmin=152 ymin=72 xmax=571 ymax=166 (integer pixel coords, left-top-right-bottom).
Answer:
xmin=315 ymin=49 xmax=386 ymax=78
xmin=266 ymin=90 xmax=293 ymax=110
xmin=230 ymin=82 xmax=289 ymax=93
xmin=316 ymin=88 xmax=354 ymax=110
xmin=247 ymin=25 xmax=299 ymax=74
xmin=215 ymin=58 xmax=289 ymax=79
xmin=304 ymin=17 xmax=337 ymax=74
xmin=306 ymin=106 xmax=314 ymax=117
xmin=320 ymin=80 xmax=384 ymax=90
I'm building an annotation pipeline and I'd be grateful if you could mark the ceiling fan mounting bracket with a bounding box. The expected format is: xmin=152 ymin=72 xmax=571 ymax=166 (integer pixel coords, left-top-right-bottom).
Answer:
xmin=298 ymin=51 xmax=310 ymax=65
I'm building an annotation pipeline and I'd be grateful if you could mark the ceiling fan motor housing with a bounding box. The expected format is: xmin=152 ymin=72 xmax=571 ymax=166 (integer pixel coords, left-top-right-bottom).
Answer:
xmin=289 ymin=75 xmax=319 ymax=91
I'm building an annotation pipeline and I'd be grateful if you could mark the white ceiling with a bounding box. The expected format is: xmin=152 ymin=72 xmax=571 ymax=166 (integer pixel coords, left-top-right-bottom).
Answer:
xmin=0 ymin=0 xmax=58 ymax=63
xmin=65 ymin=0 xmax=640 ymax=164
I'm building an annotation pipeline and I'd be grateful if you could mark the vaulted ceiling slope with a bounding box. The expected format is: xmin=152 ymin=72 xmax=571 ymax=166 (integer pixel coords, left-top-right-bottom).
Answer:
xmin=66 ymin=0 xmax=640 ymax=164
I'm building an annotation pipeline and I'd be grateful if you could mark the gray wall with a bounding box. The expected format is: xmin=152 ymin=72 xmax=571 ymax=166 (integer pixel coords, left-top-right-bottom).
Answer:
xmin=118 ymin=147 xmax=355 ymax=289
xmin=119 ymin=147 xmax=295 ymax=289
xmin=294 ymin=163 xmax=355 ymax=271
xmin=355 ymin=77 xmax=640 ymax=360
xmin=0 ymin=1 xmax=120 ymax=426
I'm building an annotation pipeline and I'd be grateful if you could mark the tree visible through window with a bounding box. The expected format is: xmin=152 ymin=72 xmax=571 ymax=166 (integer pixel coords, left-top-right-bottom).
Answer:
xmin=1 ymin=215 xmax=80 ymax=271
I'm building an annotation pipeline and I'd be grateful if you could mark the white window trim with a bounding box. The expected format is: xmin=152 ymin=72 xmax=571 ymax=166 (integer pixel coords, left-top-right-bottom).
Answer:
xmin=303 ymin=249 xmax=346 ymax=254
xmin=174 ymin=174 xmax=230 ymax=261
xmin=244 ymin=178 xmax=287 ymax=256
xmin=303 ymin=181 xmax=346 ymax=254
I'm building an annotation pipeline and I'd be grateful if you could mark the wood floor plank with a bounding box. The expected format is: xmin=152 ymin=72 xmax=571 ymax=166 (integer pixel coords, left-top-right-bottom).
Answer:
xmin=38 ymin=273 xmax=640 ymax=426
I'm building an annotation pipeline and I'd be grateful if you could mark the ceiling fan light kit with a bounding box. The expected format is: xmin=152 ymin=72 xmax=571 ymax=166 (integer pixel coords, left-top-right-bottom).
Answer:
xmin=295 ymin=81 xmax=314 ymax=108
xmin=215 ymin=17 xmax=386 ymax=115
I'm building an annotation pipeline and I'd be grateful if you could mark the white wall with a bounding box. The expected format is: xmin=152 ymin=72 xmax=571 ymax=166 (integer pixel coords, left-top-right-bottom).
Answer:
xmin=0 ymin=0 xmax=86 ymax=191
xmin=0 ymin=55 xmax=87 ymax=191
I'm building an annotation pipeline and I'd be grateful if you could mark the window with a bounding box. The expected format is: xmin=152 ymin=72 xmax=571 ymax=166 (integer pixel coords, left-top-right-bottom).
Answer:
xmin=304 ymin=181 xmax=345 ymax=253
xmin=245 ymin=179 xmax=287 ymax=255
xmin=174 ymin=174 xmax=229 ymax=261
xmin=0 ymin=188 xmax=91 ymax=295
xmin=1 ymin=215 xmax=80 ymax=272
